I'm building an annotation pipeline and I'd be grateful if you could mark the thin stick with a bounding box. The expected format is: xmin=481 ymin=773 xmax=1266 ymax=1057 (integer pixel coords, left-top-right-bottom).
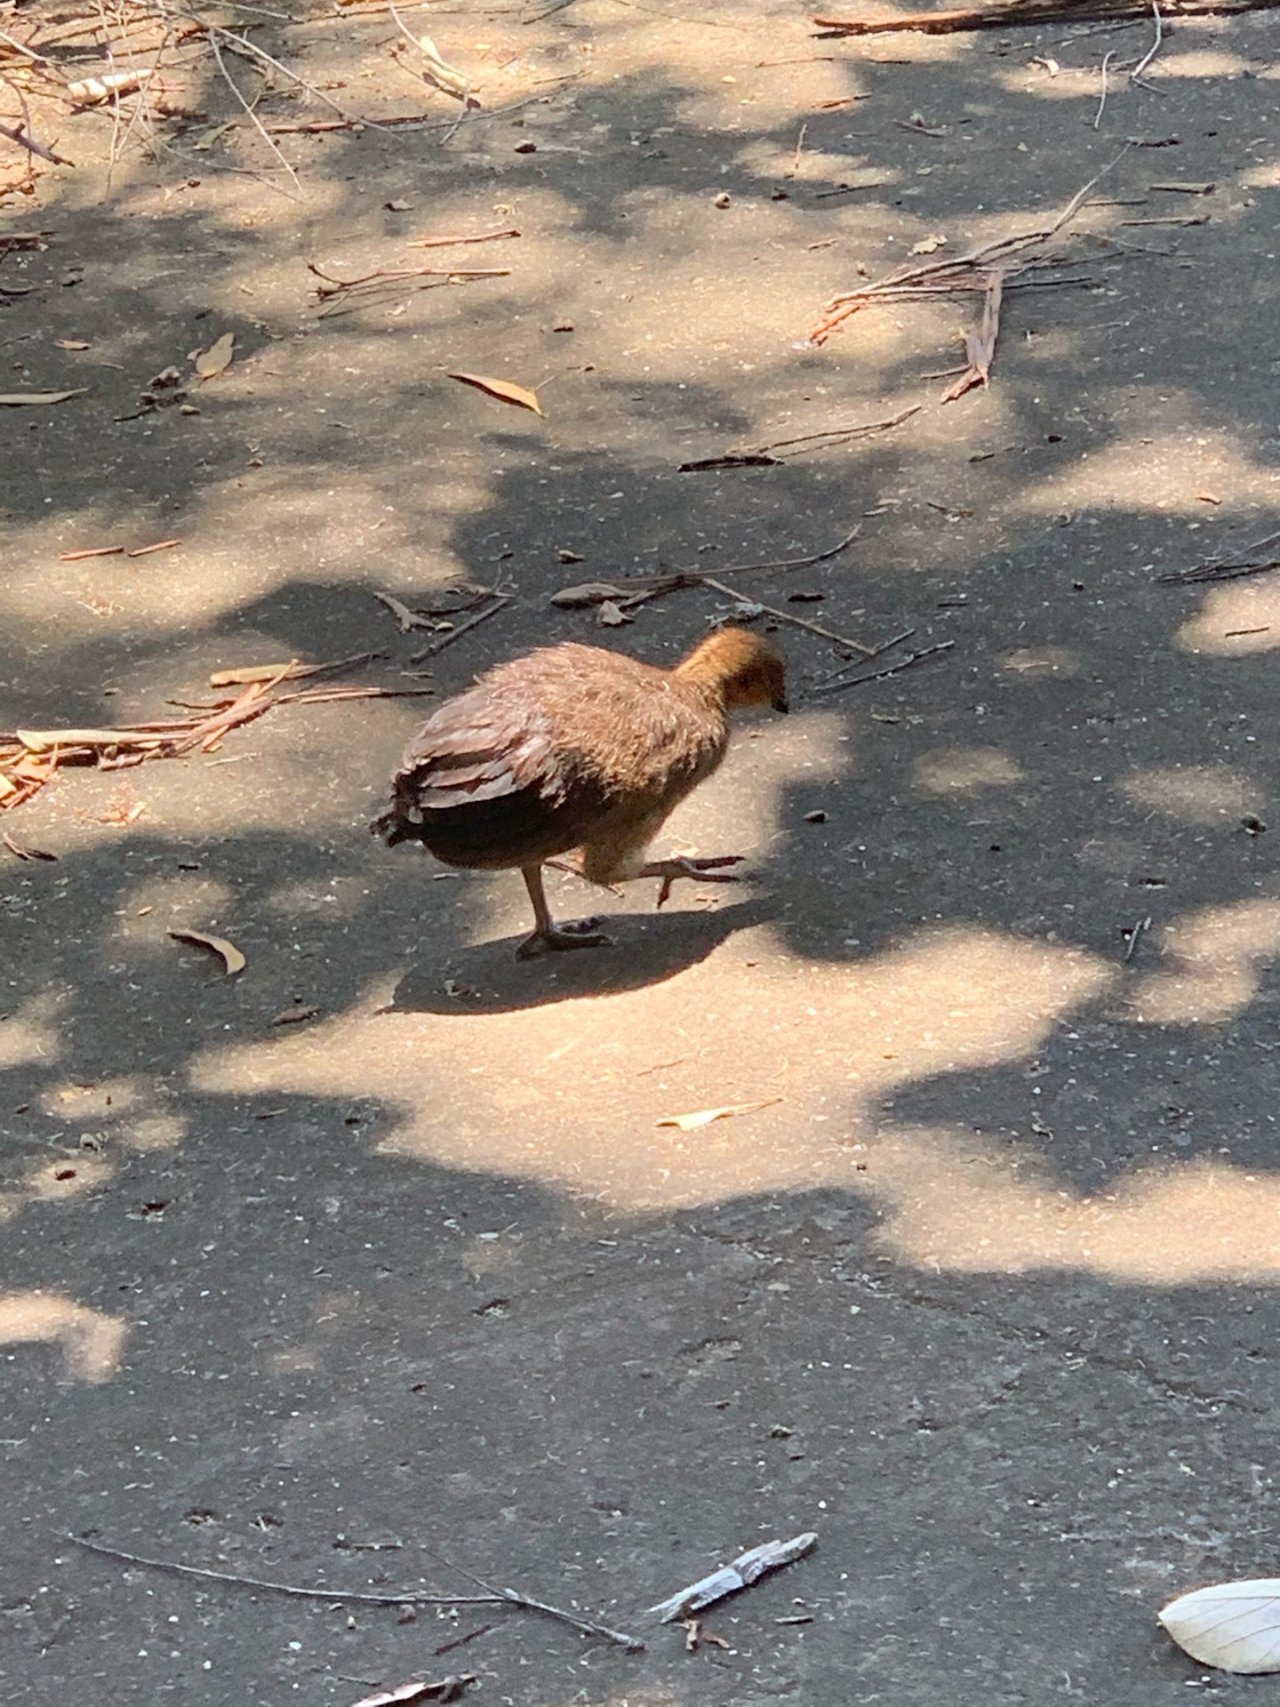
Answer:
xmin=1093 ymin=49 xmax=1114 ymax=128
xmin=71 ymin=1535 xmax=507 ymax=1609
xmin=716 ymin=524 xmax=863 ymax=578
xmin=785 ymin=121 xmax=807 ymax=178
xmin=811 ymin=640 xmax=954 ymax=695
xmin=1131 ymin=0 xmax=1163 ymax=78
xmin=812 ymin=149 xmax=1128 ymax=342
xmin=759 ymin=405 xmax=922 ymax=456
xmin=1157 ymin=526 xmax=1280 ymax=585
xmin=701 ymin=576 xmax=877 ymax=658
xmin=409 ymin=595 xmax=511 ymax=662
xmin=426 ymin=1554 xmax=643 ymax=1653
xmin=71 ymin=1534 xmax=644 ymax=1652
xmin=0 ymin=116 xmax=72 ymax=166
xmin=408 ymin=227 xmax=520 ymax=248
xmin=207 ymin=30 xmax=301 ymax=195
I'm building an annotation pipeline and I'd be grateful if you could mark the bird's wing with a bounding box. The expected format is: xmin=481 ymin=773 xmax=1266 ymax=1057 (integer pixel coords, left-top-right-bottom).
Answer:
xmin=394 ymin=689 xmax=572 ymax=811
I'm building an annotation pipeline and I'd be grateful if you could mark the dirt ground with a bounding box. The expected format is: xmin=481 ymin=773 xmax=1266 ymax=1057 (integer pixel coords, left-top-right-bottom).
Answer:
xmin=4 ymin=0 xmax=1280 ymax=1700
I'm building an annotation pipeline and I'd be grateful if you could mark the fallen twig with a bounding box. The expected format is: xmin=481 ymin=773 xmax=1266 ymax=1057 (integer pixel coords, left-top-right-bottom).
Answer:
xmin=813 ymin=0 xmax=1276 ymax=34
xmin=1158 ymin=527 xmax=1280 ymax=585
xmin=308 ymin=259 xmax=509 ymax=315
xmin=67 ymin=1534 xmax=644 ymax=1652
xmin=717 ymin=524 xmax=863 ymax=577
xmin=702 ymin=577 xmax=877 ymax=658
xmin=210 ymin=651 xmax=384 ymax=687
xmin=681 ymin=407 xmax=921 ymax=470
xmin=812 ymin=152 xmax=1126 ymax=346
xmin=409 ymin=595 xmax=511 ymax=662
xmin=0 ymin=669 xmax=430 ymax=811
xmin=408 ymin=226 xmax=520 ymax=249
xmin=811 ymin=639 xmax=955 ymax=694
xmin=648 ymin=1533 xmax=818 ymax=1624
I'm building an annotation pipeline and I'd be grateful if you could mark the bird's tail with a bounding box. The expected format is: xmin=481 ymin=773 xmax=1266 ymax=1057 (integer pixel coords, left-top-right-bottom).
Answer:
xmin=370 ymin=771 xmax=423 ymax=846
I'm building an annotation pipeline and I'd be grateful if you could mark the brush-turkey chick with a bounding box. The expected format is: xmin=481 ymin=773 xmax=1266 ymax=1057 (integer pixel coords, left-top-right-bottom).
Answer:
xmin=373 ymin=625 xmax=788 ymax=959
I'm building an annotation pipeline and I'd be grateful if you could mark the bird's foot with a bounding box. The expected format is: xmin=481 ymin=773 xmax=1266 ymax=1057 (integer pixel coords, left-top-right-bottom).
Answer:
xmin=516 ymin=917 xmax=611 ymax=960
xmin=640 ymin=855 xmax=746 ymax=908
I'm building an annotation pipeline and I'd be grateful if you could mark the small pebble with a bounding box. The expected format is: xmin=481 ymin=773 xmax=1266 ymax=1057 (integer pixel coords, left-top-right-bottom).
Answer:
xmin=713 ymin=191 xmax=732 ymax=209
xmin=804 ymin=809 xmax=827 ymax=824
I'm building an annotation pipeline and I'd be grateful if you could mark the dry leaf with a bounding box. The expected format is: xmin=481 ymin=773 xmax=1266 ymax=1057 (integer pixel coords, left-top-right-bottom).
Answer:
xmin=656 ymin=1097 xmax=782 ymax=1131
xmin=0 ymin=389 xmax=88 ymax=406
xmin=56 ymin=338 xmax=90 ymax=351
xmin=413 ymin=34 xmax=473 ymax=102
xmin=350 ymin=1677 xmax=473 ymax=1707
xmin=448 ymin=372 xmax=543 ymax=417
xmin=168 ymin=928 xmax=247 ymax=977
xmin=597 ymin=600 xmax=630 ymax=627
xmin=1159 ymin=1580 xmax=1280 ymax=1673
xmin=909 ymin=233 xmax=947 ymax=255
xmin=385 ymin=198 xmax=413 ymax=211
xmin=194 ymin=332 xmax=235 ymax=380
xmin=550 ymin=581 xmax=628 ymax=609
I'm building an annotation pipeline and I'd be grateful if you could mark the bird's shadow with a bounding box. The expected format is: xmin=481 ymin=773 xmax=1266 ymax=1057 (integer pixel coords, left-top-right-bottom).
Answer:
xmin=388 ymin=896 xmax=775 ymax=1014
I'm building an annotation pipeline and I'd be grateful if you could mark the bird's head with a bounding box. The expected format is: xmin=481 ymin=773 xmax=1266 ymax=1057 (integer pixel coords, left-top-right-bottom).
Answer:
xmin=677 ymin=625 xmax=788 ymax=713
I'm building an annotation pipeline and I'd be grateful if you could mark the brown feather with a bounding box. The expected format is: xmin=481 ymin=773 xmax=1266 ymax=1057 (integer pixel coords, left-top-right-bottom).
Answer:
xmin=373 ymin=628 xmax=785 ymax=882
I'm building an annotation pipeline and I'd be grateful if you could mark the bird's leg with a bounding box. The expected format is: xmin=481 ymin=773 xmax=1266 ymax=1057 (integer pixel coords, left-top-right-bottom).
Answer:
xmin=545 ymin=851 xmax=625 ymax=898
xmin=516 ymin=864 xmax=610 ymax=960
xmin=638 ymin=855 xmax=747 ymax=909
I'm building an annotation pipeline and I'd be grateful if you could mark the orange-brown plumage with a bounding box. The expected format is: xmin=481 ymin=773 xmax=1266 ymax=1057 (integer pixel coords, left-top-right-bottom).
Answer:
xmin=373 ymin=626 xmax=787 ymax=957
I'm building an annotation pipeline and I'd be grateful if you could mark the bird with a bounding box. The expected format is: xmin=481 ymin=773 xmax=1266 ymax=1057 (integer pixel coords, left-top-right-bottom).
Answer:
xmin=372 ymin=624 xmax=788 ymax=959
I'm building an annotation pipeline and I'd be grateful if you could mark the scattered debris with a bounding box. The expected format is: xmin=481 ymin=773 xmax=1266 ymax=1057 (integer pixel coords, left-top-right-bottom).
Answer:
xmin=409 ymin=594 xmax=513 ymax=663
xmin=1 ymin=829 xmax=56 ymax=861
xmin=408 ymin=227 xmax=520 ymax=249
xmin=811 ymin=155 xmax=1124 ymax=347
xmin=168 ymin=928 xmax=247 ymax=978
xmin=1160 ymin=1579 xmax=1280 ymax=1673
xmin=0 ymin=389 xmax=87 ymax=406
xmin=648 ymin=1532 xmax=818 ymax=1623
xmin=1158 ymin=527 xmax=1280 ymax=585
xmin=350 ymin=1678 xmax=475 ymax=1707
xmin=656 ymin=1098 xmax=783 ymax=1131
xmin=67 ymin=69 xmax=153 ymax=107
xmin=308 ymin=262 xmax=509 ymax=317
xmin=683 ymin=1616 xmax=731 ymax=1652
xmin=812 ymin=639 xmax=955 ymax=695
xmin=71 ymin=1533 xmax=644 ymax=1652
xmin=813 ymin=0 xmax=1272 ymax=35
xmin=447 ymin=372 xmax=544 ymax=417
xmin=680 ymin=405 xmax=922 ymax=469
xmin=0 ymin=666 xmax=432 ymax=813
xmin=194 ymin=332 xmax=235 ymax=380
xmin=376 ymin=591 xmax=437 ymax=633
xmin=940 ymin=268 xmax=1003 ymax=402
xmin=209 ymin=653 xmax=383 ymax=688
xmin=59 ymin=545 xmax=125 ymax=563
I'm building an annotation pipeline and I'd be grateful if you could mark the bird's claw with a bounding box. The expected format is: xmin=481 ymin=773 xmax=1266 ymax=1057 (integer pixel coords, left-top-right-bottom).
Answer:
xmin=516 ymin=917 xmax=611 ymax=959
xmin=651 ymin=855 xmax=746 ymax=909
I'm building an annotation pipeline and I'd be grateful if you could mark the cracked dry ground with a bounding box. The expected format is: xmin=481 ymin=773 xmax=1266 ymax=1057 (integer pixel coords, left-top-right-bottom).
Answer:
xmin=4 ymin=0 xmax=1280 ymax=1702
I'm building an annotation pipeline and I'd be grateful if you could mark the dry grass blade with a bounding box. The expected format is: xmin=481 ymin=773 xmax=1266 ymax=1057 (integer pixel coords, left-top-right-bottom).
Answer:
xmin=447 ymin=372 xmax=543 ymax=416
